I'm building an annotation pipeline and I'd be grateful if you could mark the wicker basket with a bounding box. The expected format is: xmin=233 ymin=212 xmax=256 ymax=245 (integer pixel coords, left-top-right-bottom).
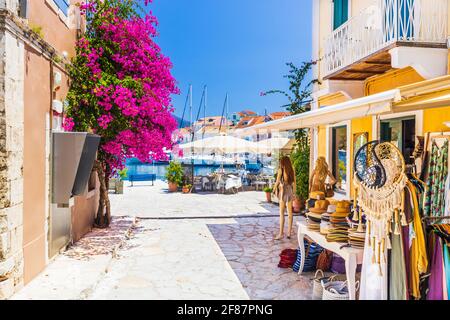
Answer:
xmin=321 ymin=280 xmax=360 ymax=301
xmin=311 ymin=270 xmax=325 ymax=300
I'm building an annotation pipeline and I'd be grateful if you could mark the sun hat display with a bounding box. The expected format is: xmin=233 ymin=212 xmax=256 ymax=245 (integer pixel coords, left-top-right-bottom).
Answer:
xmin=309 ymin=199 xmax=330 ymax=214
xmin=348 ymin=227 xmax=366 ymax=249
xmin=327 ymin=204 xmax=337 ymax=214
xmin=310 ymin=191 xmax=326 ymax=200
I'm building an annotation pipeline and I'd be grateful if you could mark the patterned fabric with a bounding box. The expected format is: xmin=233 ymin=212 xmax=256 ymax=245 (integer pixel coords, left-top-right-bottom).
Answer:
xmin=424 ymin=140 xmax=449 ymax=218
xmin=292 ymin=240 xmax=323 ymax=273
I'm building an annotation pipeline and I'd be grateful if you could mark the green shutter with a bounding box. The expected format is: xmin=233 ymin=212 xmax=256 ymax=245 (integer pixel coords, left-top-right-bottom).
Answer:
xmin=333 ymin=0 xmax=349 ymax=30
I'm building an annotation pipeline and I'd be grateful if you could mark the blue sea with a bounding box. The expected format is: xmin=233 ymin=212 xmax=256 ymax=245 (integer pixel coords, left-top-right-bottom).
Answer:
xmin=124 ymin=158 xmax=238 ymax=180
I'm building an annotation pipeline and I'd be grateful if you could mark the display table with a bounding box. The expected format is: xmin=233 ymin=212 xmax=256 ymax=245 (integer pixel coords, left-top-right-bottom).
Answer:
xmin=296 ymin=220 xmax=364 ymax=300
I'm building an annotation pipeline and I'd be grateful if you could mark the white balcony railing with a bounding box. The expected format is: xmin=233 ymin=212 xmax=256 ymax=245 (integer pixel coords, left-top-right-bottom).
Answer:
xmin=322 ymin=0 xmax=448 ymax=78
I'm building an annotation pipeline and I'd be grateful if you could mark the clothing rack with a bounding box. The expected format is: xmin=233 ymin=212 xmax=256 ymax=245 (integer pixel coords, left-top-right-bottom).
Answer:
xmin=422 ymin=216 xmax=450 ymax=222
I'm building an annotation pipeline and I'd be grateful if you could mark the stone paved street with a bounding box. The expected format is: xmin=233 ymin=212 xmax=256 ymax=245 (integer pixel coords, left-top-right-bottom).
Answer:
xmin=13 ymin=184 xmax=313 ymax=300
xmin=109 ymin=181 xmax=280 ymax=218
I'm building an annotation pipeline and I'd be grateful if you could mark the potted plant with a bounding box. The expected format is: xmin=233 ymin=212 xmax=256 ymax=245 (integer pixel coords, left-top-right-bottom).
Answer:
xmin=263 ymin=187 xmax=273 ymax=203
xmin=165 ymin=161 xmax=183 ymax=192
xmin=115 ymin=168 xmax=128 ymax=194
xmin=291 ymin=145 xmax=309 ymax=213
xmin=109 ymin=168 xmax=127 ymax=194
xmin=182 ymin=184 xmax=192 ymax=194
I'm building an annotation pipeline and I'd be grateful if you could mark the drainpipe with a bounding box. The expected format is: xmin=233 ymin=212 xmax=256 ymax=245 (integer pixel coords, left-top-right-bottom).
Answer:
xmin=47 ymin=59 xmax=54 ymax=260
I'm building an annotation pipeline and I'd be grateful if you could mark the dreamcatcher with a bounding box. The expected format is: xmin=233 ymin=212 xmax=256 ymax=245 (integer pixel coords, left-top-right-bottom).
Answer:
xmin=353 ymin=141 xmax=408 ymax=258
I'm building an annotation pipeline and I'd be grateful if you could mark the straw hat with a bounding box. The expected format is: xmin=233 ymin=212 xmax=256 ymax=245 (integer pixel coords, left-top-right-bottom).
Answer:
xmin=335 ymin=200 xmax=351 ymax=214
xmin=327 ymin=205 xmax=337 ymax=214
xmin=310 ymin=191 xmax=325 ymax=200
xmin=309 ymin=199 xmax=330 ymax=214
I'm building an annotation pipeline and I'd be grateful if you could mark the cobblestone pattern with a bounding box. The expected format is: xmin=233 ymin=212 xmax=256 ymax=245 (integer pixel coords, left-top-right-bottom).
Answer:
xmin=208 ymin=217 xmax=313 ymax=300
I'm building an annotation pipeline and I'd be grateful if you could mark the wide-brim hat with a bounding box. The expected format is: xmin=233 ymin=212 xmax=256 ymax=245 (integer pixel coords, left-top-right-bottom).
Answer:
xmin=327 ymin=205 xmax=337 ymax=214
xmin=307 ymin=212 xmax=323 ymax=220
xmin=335 ymin=207 xmax=351 ymax=214
xmin=309 ymin=199 xmax=330 ymax=214
xmin=310 ymin=191 xmax=326 ymax=200
xmin=309 ymin=207 xmax=327 ymax=214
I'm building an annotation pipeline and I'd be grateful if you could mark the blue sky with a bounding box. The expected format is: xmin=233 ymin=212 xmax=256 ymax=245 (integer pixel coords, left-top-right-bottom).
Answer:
xmin=146 ymin=0 xmax=312 ymax=119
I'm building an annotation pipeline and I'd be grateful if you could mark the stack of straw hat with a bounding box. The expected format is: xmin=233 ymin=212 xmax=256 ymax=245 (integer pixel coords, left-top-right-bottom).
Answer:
xmin=326 ymin=201 xmax=351 ymax=243
xmin=348 ymin=227 xmax=366 ymax=249
xmin=320 ymin=204 xmax=336 ymax=235
xmin=306 ymin=199 xmax=329 ymax=232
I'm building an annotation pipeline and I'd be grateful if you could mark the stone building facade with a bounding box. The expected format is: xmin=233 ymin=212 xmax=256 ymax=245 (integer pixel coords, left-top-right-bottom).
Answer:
xmin=0 ymin=0 xmax=99 ymax=299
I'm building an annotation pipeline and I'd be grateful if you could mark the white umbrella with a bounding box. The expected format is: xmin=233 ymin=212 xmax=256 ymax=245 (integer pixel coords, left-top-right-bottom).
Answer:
xmin=255 ymin=138 xmax=294 ymax=153
xmin=179 ymin=135 xmax=258 ymax=154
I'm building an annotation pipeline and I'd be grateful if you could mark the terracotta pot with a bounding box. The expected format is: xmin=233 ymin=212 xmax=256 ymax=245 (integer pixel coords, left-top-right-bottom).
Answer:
xmin=168 ymin=182 xmax=178 ymax=192
xmin=265 ymin=192 xmax=272 ymax=203
xmin=182 ymin=186 xmax=190 ymax=194
xmin=293 ymin=197 xmax=304 ymax=213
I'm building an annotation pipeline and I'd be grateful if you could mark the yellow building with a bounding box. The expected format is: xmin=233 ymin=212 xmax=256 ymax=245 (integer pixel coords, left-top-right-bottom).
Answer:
xmin=238 ymin=0 xmax=450 ymax=199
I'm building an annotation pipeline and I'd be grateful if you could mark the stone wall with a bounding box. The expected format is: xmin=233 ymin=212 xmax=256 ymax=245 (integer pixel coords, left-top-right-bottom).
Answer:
xmin=0 ymin=10 xmax=25 ymax=299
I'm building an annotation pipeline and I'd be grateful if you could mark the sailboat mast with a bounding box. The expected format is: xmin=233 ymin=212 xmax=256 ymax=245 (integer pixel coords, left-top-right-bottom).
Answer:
xmin=203 ymin=86 xmax=207 ymax=139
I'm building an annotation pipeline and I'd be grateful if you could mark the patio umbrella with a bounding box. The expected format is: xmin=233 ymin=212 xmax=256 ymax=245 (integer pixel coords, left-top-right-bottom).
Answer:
xmin=255 ymin=137 xmax=293 ymax=153
xmin=178 ymin=134 xmax=258 ymax=154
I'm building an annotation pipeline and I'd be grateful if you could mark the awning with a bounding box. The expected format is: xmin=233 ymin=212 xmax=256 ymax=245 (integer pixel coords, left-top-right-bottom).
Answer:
xmin=235 ymin=74 xmax=450 ymax=135
xmin=234 ymin=89 xmax=401 ymax=135
xmin=394 ymin=75 xmax=450 ymax=112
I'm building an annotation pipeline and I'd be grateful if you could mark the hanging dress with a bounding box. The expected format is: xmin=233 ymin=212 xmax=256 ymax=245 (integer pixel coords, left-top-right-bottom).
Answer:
xmin=389 ymin=219 xmax=408 ymax=300
xmin=424 ymin=140 xmax=449 ymax=218
xmin=427 ymin=235 xmax=445 ymax=300
xmin=444 ymin=244 xmax=450 ymax=300
xmin=360 ymin=219 xmax=389 ymax=300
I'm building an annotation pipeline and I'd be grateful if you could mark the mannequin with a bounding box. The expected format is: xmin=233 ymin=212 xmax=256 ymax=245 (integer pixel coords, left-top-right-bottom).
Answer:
xmin=273 ymin=156 xmax=296 ymax=240
xmin=309 ymin=156 xmax=337 ymax=195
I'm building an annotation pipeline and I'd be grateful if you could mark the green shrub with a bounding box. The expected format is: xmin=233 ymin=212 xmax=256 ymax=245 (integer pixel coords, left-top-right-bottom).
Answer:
xmin=118 ymin=168 xmax=128 ymax=181
xmin=165 ymin=161 xmax=184 ymax=186
xmin=263 ymin=187 xmax=273 ymax=193
xmin=291 ymin=145 xmax=310 ymax=201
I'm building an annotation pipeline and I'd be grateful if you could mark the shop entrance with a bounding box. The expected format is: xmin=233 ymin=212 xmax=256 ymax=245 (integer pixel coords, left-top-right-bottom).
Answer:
xmin=380 ymin=116 xmax=416 ymax=164
xmin=331 ymin=125 xmax=348 ymax=193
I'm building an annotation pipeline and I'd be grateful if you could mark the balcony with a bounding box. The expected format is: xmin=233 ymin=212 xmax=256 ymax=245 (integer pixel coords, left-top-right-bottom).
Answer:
xmin=322 ymin=0 xmax=449 ymax=81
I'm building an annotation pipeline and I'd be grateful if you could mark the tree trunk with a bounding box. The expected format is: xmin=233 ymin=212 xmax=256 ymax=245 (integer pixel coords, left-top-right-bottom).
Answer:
xmin=94 ymin=160 xmax=111 ymax=228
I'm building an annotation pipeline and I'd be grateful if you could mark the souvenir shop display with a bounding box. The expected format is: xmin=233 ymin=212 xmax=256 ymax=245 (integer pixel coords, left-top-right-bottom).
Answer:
xmin=319 ymin=205 xmax=335 ymax=235
xmin=295 ymin=133 xmax=450 ymax=300
xmin=306 ymin=200 xmax=329 ymax=232
xmin=326 ymin=201 xmax=352 ymax=243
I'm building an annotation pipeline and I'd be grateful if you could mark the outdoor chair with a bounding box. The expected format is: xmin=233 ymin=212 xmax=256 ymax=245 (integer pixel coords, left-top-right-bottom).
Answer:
xmin=193 ymin=176 xmax=203 ymax=192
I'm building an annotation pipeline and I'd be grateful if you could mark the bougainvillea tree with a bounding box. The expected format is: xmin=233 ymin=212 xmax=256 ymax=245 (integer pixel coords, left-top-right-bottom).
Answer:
xmin=65 ymin=0 xmax=178 ymax=227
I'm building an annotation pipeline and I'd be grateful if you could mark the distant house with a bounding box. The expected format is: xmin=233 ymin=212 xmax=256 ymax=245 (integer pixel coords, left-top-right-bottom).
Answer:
xmin=230 ymin=110 xmax=258 ymax=125
xmin=269 ymin=112 xmax=291 ymax=121
xmin=193 ymin=116 xmax=231 ymax=130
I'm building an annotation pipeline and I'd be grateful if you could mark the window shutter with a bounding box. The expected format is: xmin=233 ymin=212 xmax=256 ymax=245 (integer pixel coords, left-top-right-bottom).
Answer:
xmin=19 ymin=0 xmax=29 ymax=19
xmin=53 ymin=0 xmax=70 ymax=16
xmin=333 ymin=0 xmax=349 ymax=30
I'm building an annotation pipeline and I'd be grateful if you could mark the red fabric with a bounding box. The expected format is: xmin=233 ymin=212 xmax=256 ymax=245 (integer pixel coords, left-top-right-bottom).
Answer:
xmin=278 ymin=249 xmax=298 ymax=268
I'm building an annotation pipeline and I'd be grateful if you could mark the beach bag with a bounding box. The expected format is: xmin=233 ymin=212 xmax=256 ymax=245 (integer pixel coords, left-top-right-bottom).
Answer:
xmin=322 ymin=280 xmax=360 ymax=301
xmin=316 ymin=249 xmax=333 ymax=271
xmin=325 ymin=183 xmax=334 ymax=198
xmin=331 ymin=253 xmax=346 ymax=274
xmin=278 ymin=249 xmax=298 ymax=269
xmin=292 ymin=238 xmax=323 ymax=273
xmin=312 ymin=270 xmax=326 ymax=300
